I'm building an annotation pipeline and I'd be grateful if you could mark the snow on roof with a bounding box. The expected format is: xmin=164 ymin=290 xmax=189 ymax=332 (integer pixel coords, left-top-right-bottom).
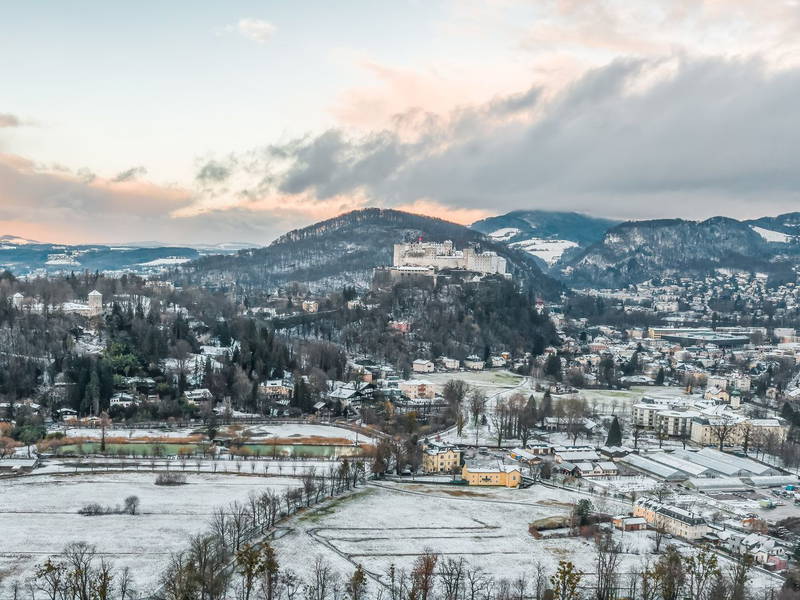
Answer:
xmin=672 ymin=450 xmax=747 ymax=477
xmin=620 ymin=453 xmax=687 ymax=481
xmin=88 ymin=289 xmax=102 ymax=296
xmin=466 ymin=465 xmax=521 ymax=474
xmin=685 ymin=477 xmax=749 ymax=491
xmin=696 ymin=448 xmax=777 ymax=476
xmin=743 ymin=475 xmax=799 ymax=488
xmin=645 ymin=452 xmax=713 ymax=477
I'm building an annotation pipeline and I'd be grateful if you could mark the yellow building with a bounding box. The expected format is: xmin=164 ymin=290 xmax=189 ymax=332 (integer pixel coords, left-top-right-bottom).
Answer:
xmin=633 ymin=498 xmax=708 ymax=540
xmin=461 ymin=465 xmax=521 ymax=488
xmin=422 ymin=442 xmax=462 ymax=473
xmin=690 ymin=417 xmax=787 ymax=447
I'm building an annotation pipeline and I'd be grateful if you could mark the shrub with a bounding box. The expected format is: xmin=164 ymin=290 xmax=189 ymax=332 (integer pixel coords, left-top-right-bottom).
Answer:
xmin=78 ymin=503 xmax=107 ymax=516
xmin=155 ymin=472 xmax=187 ymax=486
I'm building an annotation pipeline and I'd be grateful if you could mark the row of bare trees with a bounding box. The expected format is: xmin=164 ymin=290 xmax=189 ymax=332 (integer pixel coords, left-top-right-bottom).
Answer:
xmin=167 ymin=534 xmax=786 ymax=600
xmin=5 ymin=542 xmax=135 ymax=600
xmin=7 ymin=530 xmax=787 ymax=600
xmin=157 ymin=460 xmax=367 ymax=599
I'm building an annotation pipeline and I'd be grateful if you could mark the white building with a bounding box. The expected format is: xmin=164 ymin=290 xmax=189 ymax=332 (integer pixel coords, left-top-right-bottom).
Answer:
xmin=88 ymin=290 xmax=103 ymax=317
xmin=412 ymin=359 xmax=435 ymax=373
xmin=392 ymin=240 xmax=507 ymax=275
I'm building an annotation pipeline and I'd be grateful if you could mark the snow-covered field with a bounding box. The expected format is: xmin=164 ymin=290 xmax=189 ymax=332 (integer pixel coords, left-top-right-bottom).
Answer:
xmin=0 ymin=472 xmax=303 ymax=594
xmin=487 ymin=228 xmax=521 ymax=241
xmin=272 ymin=481 xmax=781 ymax=593
xmin=751 ymin=226 xmax=795 ymax=244
xmin=510 ymin=238 xmax=578 ymax=265
xmin=55 ymin=422 xmax=373 ymax=443
xmin=242 ymin=423 xmax=375 ymax=443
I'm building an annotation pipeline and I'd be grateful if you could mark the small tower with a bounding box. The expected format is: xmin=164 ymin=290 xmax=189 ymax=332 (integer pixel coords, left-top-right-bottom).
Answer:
xmin=12 ymin=292 xmax=23 ymax=309
xmin=88 ymin=289 xmax=103 ymax=317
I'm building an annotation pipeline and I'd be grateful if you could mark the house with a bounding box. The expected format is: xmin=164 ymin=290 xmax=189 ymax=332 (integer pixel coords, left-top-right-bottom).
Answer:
xmin=461 ymin=464 xmax=521 ymax=488
xmin=508 ymin=448 xmax=541 ymax=465
xmin=56 ymin=407 xmax=78 ymax=421
xmin=439 ymin=357 xmax=460 ymax=370
xmin=184 ymin=388 xmax=214 ymax=404
xmin=412 ymin=359 xmax=435 ymax=374
xmin=526 ymin=443 xmax=554 ymax=455
xmin=612 ymin=516 xmax=648 ymax=531
xmin=422 ymin=441 xmax=462 ymax=473
xmin=260 ymin=379 xmax=294 ymax=400
xmin=599 ymin=445 xmax=632 ymax=459
xmin=554 ymin=447 xmax=600 ymax=463
xmin=592 ymin=461 xmax=620 ymax=476
xmin=389 ymin=320 xmax=411 ymax=333
xmin=489 ymin=356 xmax=506 ymax=368
xmin=399 ymin=379 xmax=436 ymax=399
xmin=109 ymin=392 xmax=137 ymax=408
xmin=464 ymin=355 xmax=485 ymax=370
xmin=703 ymin=386 xmax=730 ymax=403
xmin=633 ymin=498 xmax=709 ymax=540
xmin=301 ymin=300 xmax=319 ymax=313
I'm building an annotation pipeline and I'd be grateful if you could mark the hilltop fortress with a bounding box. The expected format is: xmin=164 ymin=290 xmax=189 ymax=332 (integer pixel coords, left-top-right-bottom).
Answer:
xmin=392 ymin=240 xmax=507 ymax=275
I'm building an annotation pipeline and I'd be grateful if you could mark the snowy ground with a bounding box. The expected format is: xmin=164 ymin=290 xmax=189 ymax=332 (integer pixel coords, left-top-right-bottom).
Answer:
xmin=422 ymin=369 xmax=526 ymax=394
xmin=270 ymin=481 xmax=782 ymax=594
xmin=241 ymin=423 xmax=376 ymax=443
xmin=55 ymin=426 xmax=203 ymax=439
xmin=510 ymin=238 xmax=578 ymax=266
xmin=54 ymin=422 xmax=373 ymax=444
xmin=0 ymin=472 xmax=304 ymax=595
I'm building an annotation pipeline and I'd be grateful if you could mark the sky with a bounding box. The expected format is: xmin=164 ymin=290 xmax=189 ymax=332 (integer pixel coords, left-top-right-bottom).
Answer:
xmin=2 ymin=0 xmax=800 ymax=245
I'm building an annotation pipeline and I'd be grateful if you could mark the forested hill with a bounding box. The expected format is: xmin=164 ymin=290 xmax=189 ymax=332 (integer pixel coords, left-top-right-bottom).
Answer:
xmin=179 ymin=208 xmax=564 ymax=299
xmin=563 ymin=216 xmax=800 ymax=287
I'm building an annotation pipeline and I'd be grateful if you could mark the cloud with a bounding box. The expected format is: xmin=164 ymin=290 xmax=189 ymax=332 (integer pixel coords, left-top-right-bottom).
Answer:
xmin=234 ymin=18 xmax=276 ymax=44
xmin=0 ymin=113 xmax=20 ymax=128
xmin=196 ymin=160 xmax=231 ymax=183
xmin=112 ymin=165 xmax=147 ymax=182
xmin=0 ymin=153 xmax=198 ymax=243
xmin=203 ymin=55 xmax=800 ymax=222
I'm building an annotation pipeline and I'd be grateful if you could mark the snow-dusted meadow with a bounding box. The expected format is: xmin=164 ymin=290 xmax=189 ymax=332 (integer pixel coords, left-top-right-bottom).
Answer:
xmin=0 ymin=472 xmax=303 ymax=594
xmin=272 ymin=481 xmax=783 ymax=594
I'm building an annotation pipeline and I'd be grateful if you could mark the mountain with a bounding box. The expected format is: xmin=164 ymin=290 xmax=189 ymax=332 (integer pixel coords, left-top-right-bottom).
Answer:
xmin=182 ymin=208 xmax=564 ymax=298
xmin=470 ymin=210 xmax=621 ymax=267
xmin=0 ymin=240 xmax=203 ymax=275
xmin=562 ymin=215 xmax=800 ymax=287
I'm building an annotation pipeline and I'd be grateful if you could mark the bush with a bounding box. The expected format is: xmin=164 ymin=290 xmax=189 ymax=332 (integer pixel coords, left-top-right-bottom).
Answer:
xmin=78 ymin=503 xmax=107 ymax=516
xmin=155 ymin=472 xmax=187 ymax=486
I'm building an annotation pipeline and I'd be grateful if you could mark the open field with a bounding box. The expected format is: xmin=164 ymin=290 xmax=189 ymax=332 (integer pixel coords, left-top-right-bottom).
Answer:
xmin=0 ymin=472 xmax=303 ymax=594
xmin=57 ymin=422 xmax=374 ymax=443
xmin=423 ymin=370 xmax=526 ymax=393
xmin=271 ymin=481 xmax=782 ymax=595
xmin=45 ymin=423 xmax=373 ymax=458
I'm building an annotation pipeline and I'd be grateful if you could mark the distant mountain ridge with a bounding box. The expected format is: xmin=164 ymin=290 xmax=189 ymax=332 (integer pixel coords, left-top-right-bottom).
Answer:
xmin=182 ymin=208 xmax=564 ymax=298
xmin=471 ymin=210 xmax=620 ymax=246
xmin=561 ymin=213 xmax=800 ymax=287
xmin=469 ymin=210 xmax=621 ymax=268
xmin=0 ymin=238 xmax=246 ymax=275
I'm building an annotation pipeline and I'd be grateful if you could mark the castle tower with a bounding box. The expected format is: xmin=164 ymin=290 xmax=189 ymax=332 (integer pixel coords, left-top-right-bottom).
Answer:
xmin=88 ymin=290 xmax=103 ymax=317
xmin=12 ymin=292 xmax=23 ymax=309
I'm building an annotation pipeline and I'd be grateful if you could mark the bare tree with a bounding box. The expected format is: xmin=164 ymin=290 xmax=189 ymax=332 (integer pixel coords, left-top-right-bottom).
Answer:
xmin=709 ymin=414 xmax=740 ymax=451
xmin=438 ymin=557 xmax=466 ymax=600
xmin=594 ymin=532 xmax=621 ymax=600
xmin=469 ymin=390 xmax=487 ymax=445
xmin=306 ymin=556 xmax=335 ymax=600
xmin=411 ymin=551 xmax=439 ymax=600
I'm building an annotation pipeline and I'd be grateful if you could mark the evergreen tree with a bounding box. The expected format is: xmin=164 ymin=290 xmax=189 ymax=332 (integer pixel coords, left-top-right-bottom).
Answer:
xmin=655 ymin=367 xmax=665 ymax=386
xmin=544 ymin=353 xmax=562 ymax=381
xmin=606 ymin=416 xmax=622 ymax=446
